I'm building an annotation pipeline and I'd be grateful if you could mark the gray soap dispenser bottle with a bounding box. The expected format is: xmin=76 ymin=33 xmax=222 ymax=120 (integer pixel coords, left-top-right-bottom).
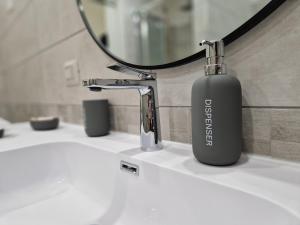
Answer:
xmin=192 ymin=40 xmax=242 ymax=166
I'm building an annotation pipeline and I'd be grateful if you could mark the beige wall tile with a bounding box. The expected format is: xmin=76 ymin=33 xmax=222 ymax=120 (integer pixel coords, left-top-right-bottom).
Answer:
xmin=4 ymin=103 xmax=85 ymax=125
xmin=2 ymin=102 xmax=300 ymax=162
xmin=34 ymin=0 xmax=85 ymax=49
xmin=110 ymin=106 xmax=139 ymax=134
xmin=8 ymin=103 xmax=32 ymax=122
xmin=160 ymin=107 xmax=192 ymax=143
xmin=39 ymin=34 xmax=82 ymax=105
xmin=0 ymin=103 xmax=10 ymax=121
xmin=77 ymin=32 xmax=140 ymax=106
xmin=110 ymin=105 xmax=192 ymax=143
xmin=271 ymin=140 xmax=300 ymax=162
xmin=243 ymin=138 xmax=271 ymax=156
xmin=227 ymin=0 xmax=300 ymax=107
xmin=39 ymin=31 xmax=96 ymax=105
xmin=271 ymin=109 xmax=300 ymax=143
xmin=1 ymin=57 xmax=44 ymax=104
xmin=241 ymin=108 xmax=272 ymax=155
xmin=0 ymin=2 xmax=39 ymax=70
xmin=0 ymin=75 xmax=5 ymax=103
xmin=70 ymin=104 xmax=84 ymax=125
xmin=38 ymin=104 xmax=59 ymax=118
xmin=59 ymin=104 xmax=83 ymax=125
xmin=157 ymin=60 xmax=204 ymax=107
xmin=40 ymin=31 xmax=139 ymax=106
xmin=57 ymin=104 xmax=76 ymax=123
xmin=242 ymin=108 xmax=271 ymax=141
xmin=0 ymin=0 xmax=32 ymax=38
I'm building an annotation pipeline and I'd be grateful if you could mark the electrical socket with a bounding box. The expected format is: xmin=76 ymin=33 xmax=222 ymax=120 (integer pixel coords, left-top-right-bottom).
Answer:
xmin=63 ymin=60 xmax=80 ymax=87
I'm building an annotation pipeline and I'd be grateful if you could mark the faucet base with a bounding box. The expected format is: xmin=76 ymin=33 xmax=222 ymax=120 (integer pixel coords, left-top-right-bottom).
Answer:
xmin=141 ymin=143 xmax=163 ymax=152
xmin=83 ymin=77 xmax=162 ymax=152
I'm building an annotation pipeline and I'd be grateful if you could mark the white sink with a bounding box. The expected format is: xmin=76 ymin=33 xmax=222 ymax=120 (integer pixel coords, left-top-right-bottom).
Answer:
xmin=0 ymin=141 xmax=299 ymax=225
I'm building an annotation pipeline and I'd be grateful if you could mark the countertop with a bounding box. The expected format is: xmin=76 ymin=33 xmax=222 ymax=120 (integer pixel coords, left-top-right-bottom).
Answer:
xmin=1 ymin=122 xmax=300 ymax=219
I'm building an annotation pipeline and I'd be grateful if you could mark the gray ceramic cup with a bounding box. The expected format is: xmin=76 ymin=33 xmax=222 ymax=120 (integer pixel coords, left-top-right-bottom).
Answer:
xmin=83 ymin=99 xmax=110 ymax=137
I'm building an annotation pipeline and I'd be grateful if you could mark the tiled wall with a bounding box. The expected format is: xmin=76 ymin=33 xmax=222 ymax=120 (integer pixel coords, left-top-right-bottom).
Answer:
xmin=0 ymin=0 xmax=299 ymax=162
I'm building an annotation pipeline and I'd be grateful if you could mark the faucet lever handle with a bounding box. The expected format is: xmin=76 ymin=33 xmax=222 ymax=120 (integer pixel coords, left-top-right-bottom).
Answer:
xmin=107 ymin=64 xmax=156 ymax=80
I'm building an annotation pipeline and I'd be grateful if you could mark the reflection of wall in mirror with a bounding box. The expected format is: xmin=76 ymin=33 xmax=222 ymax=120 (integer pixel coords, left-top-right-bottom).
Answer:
xmin=106 ymin=0 xmax=167 ymax=65
xmin=106 ymin=3 xmax=124 ymax=58
xmin=83 ymin=0 xmax=107 ymax=41
xmin=82 ymin=0 xmax=272 ymax=65
xmin=106 ymin=0 xmax=195 ymax=65
xmin=135 ymin=0 xmax=194 ymax=64
xmin=165 ymin=0 xmax=193 ymax=62
xmin=192 ymin=0 xmax=271 ymax=50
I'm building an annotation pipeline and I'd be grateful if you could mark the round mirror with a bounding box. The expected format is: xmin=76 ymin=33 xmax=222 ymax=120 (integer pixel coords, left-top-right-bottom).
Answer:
xmin=77 ymin=0 xmax=285 ymax=69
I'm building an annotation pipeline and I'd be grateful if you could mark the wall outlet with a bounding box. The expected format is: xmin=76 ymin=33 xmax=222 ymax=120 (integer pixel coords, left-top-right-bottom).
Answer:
xmin=63 ymin=60 xmax=80 ymax=87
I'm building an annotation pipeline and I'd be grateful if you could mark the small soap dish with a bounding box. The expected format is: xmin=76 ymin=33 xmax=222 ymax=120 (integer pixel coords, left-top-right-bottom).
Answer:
xmin=0 ymin=129 xmax=4 ymax=138
xmin=30 ymin=117 xmax=59 ymax=131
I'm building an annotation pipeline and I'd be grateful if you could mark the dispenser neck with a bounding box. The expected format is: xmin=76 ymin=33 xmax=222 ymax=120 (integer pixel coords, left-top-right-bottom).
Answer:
xmin=205 ymin=57 xmax=227 ymax=75
xmin=200 ymin=40 xmax=227 ymax=75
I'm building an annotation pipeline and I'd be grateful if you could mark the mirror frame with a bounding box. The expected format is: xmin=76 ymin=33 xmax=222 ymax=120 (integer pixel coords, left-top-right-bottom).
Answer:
xmin=77 ymin=0 xmax=286 ymax=70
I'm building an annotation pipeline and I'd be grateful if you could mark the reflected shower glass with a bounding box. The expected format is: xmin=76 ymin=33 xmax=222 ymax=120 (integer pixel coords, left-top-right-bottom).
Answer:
xmin=79 ymin=0 xmax=274 ymax=67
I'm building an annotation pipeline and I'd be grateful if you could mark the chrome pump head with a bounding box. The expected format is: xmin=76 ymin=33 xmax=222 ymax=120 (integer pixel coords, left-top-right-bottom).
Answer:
xmin=200 ymin=40 xmax=227 ymax=75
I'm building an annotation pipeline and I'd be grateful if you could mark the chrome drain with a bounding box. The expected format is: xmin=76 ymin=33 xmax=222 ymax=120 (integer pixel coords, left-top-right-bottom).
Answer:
xmin=120 ymin=160 xmax=139 ymax=176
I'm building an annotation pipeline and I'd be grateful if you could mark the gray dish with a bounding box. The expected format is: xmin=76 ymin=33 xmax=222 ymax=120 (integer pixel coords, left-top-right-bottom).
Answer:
xmin=30 ymin=117 xmax=59 ymax=131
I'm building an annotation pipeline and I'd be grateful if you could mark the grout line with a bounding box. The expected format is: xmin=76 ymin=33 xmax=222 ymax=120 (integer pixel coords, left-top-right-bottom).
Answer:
xmin=0 ymin=28 xmax=86 ymax=74
xmin=36 ymin=28 xmax=86 ymax=56
xmin=242 ymin=106 xmax=300 ymax=109
xmin=2 ymin=103 xmax=300 ymax=110
xmin=159 ymin=105 xmax=190 ymax=108
xmin=112 ymin=105 xmax=300 ymax=110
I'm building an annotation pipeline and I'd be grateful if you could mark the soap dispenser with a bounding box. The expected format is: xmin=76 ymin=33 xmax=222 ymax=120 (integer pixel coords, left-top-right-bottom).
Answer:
xmin=192 ymin=40 xmax=242 ymax=166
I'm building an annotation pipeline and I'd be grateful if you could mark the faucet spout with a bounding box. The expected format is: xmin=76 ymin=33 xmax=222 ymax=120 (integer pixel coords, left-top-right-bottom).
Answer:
xmin=83 ymin=78 xmax=162 ymax=151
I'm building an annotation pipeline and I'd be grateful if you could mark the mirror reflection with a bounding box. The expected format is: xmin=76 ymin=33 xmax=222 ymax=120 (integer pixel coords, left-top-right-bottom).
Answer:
xmin=79 ymin=0 xmax=271 ymax=67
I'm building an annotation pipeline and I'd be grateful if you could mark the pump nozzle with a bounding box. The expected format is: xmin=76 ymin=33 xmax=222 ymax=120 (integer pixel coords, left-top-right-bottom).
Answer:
xmin=199 ymin=40 xmax=214 ymax=47
xmin=200 ymin=40 xmax=226 ymax=75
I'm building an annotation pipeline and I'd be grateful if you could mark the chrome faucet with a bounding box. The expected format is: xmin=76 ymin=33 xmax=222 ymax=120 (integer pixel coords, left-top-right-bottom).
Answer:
xmin=82 ymin=65 xmax=162 ymax=151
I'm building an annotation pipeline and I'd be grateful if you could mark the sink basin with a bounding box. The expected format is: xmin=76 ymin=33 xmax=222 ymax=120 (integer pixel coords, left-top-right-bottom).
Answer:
xmin=0 ymin=142 xmax=299 ymax=225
